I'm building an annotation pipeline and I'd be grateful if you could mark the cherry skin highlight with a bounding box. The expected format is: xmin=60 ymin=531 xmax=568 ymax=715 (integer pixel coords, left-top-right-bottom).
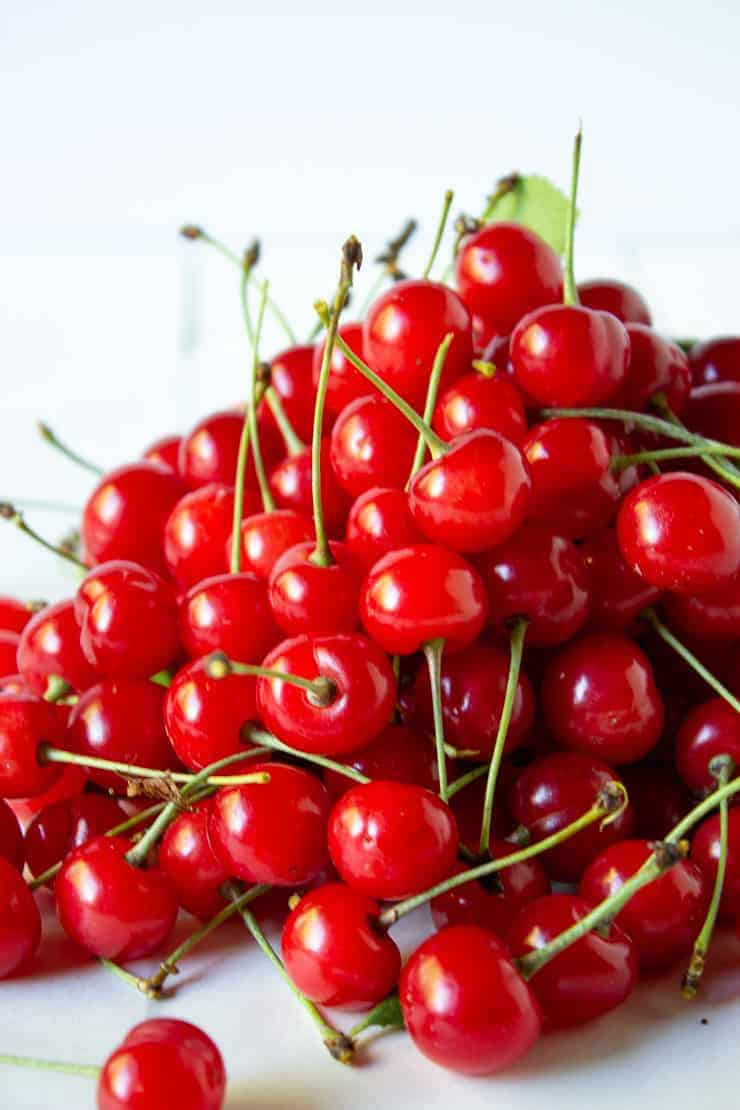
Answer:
xmin=267 ymin=344 xmax=317 ymax=441
xmin=267 ymin=540 xmax=363 ymax=637
xmin=691 ymin=809 xmax=740 ymax=923
xmin=329 ymin=394 xmax=417 ymax=498
xmin=675 ymin=698 xmax=740 ymax=792
xmin=269 ymin=440 xmax=350 ymax=537
xmin=0 ymin=691 xmax=65 ymax=799
xmin=164 ymin=483 xmax=260 ymax=590
xmin=581 ymin=529 xmax=662 ymax=632
xmin=24 ymin=794 xmax=126 ymax=888
xmin=312 ymin=321 xmax=370 ymax=417
xmin=0 ymin=857 xmax=41 ymax=979
xmin=17 ymin=599 xmax=97 ymax=695
xmin=432 ymin=370 xmax=528 ymax=445
xmin=609 ymin=325 xmax=691 ymax=414
xmin=322 ymin=722 xmax=438 ymax=799
xmin=431 ymin=843 xmax=550 ymax=936
xmin=230 ymin=509 xmax=314 ymax=581
xmin=143 ymin=434 xmax=182 ymax=472
xmin=689 ymin=336 xmax=740 ymax=386
xmin=159 ymin=799 xmax=231 ymax=920
xmin=344 ymin=486 xmax=424 ymax=569
xmin=577 ymin=278 xmax=652 ymax=325
xmin=165 ymin=657 xmax=258 ymax=772
xmin=179 ymin=571 xmax=279 ymax=663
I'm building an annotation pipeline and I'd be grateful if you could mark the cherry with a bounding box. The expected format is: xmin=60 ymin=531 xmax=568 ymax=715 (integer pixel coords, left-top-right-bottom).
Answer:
xmin=329 ymin=394 xmax=417 ymax=498
xmin=450 ymin=775 xmax=516 ymax=853
xmin=312 ymin=322 xmax=369 ymax=416
xmin=617 ymin=472 xmax=740 ymax=594
xmin=143 ymin=434 xmax=182 ymax=472
xmin=577 ymin=278 xmax=652 ymax=325
xmin=159 ymin=799 xmax=231 ymax=920
xmin=0 ymin=691 xmax=66 ymax=798
xmin=164 ymin=483 xmax=260 ymax=590
xmin=684 ymin=381 xmax=740 ymax=448
xmin=75 ymin=560 xmax=181 ymax=680
xmin=229 ymin=509 xmax=314 ymax=580
xmin=675 ymin=698 xmax=740 ymax=792
xmin=664 ymin=573 xmax=740 ymax=642
xmin=98 ymin=1018 xmax=226 ymax=1110
xmin=208 ymin=762 xmax=331 ymax=886
xmin=363 ymin=279 xmax=473 ymax=408
xmin=0 ymin=857 xmax=41 ymax=979
xmin=257 ymin=633 xmax=395 ymax=756
xmin=541 ymin=632 xmax=664 ymax=765
xmin=609 ymin=325 xmax=691 ymax=414
xmin=579 ymin=839 xmax=708 ymax=971
xmin=408 ymin=429 xmax=531 ymax=554
xmin=268 ymin=540 xmax=363 ymax=637
xmin=322 ymin=722 xmax=438 ymax=799
xmin=691 ymin=808 xmax=740 ymax=922
xmin=281 ymin=883 xmax=401 ymax=1011
xmin=17 ymin=599 xmax=97 ymax=694
xmin=581 ymin=528 xmax=662 ymax=632
xmin=165 ymin=657 xmax=257 ymax=772
xmin=689 ymin=336 xmax=740 ymax=386
xmin=178 ymin=409 xmax=281 ymax=491
xmin=82 ymin=462 xmax=186 ymax=577
xmin=267 ymin=345 xmax=317 ymax=441
xmin=400 ymin=924 xmax=541 ymax=1074
xmin=454 ymin=223 xmax=562 ymax=337
xmin=477 ymin=524 xmax=590 ymax=646
xmin=179 ymin=572 xmax=279 ymax=662
xmin=620 ymin=765 xmax=691 ymax=841
xmin=67 ymin=679 xmax=177 ymax=791
xmin=0 ymin=631 xmax=19 ymax=676
xmin=360 ymin=544 xmax=488 ymax=655
xmin=0 ymin=799 xmax=24 ymax=871
xmin=431 ymin=843 xmax=550 ymax=936
xmin=0 ymin=596 xmax=36 ymax=634
xmin=269 ymin=439 xmax=350 ymax=537
xmin=403 ymin=640 xmax=534 ymax=760
xmin=432 ymin=370 xmax=527 ymax=446
xmin=328 ymin=780 xmax=458 ymax=899
xmin=344 ymin=486 xmax=424 ymax=569
xmin=24 ymin=794 xmax=126 ymax=887
xmin=56 ymin=834 xmax=178 ymax=959
xmin=507 ymin=892 xmax=638 ymax=1028
xmin=510 ymin=752 xmax=633 ymax=882
xmin=7 ymin=764 xmax=88 ymax=826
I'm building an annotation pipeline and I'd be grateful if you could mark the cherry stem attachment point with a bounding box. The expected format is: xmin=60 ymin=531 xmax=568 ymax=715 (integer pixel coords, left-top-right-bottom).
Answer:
xmin=422 ymin=190 xmax=454 ymax=281
xmin=562 ymin=127 xmax=582 ymax=307
xmin=243 ymin=724 xmax=370 ymax=784
xmin=205 ymin=650 xmax=336 ymax=705
xmin=423 ymin=638 xmax=449 ymax=804
xmin=641 ymin=608 xmax=740 ymax=713
xmin=0 ymin=504 xmax=86 ymax=569
xmin=37 ymin=422 xmax=103 ymax=477
xmin=407 ymin=332 xmax=454 ymax=485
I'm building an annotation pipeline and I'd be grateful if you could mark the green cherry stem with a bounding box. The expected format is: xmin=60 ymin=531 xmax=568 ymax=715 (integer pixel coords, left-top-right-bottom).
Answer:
xmin=541 ymin=406 xmax=740 ymax=460
xmin=357 ymin=217 xmax=418 ymax=316
xmin=478 ymin=618 xmax=528 ymax=857
xmin=264 ymin=388 xmax=305 ymax=457
xmin=0 ymin=1054 xmax=100 ymax=1079
xmin=37 ymin=422 xmax=103 ymax=477
xmin=441 ymin=173 xmax=520 ymax=283
xmin=422 ymin=189 xmax=454 ymax=281
xmin=0 ymin=504 xmax=86 ymax=569
xmin=611 ymin=444 xmax=740 ymax=471
xmin=38 ymin=744 xmax=270 ymax=788
xmin=651 ymin=393 xmax=740 ymax=488
xmin=205 ymin=651 xmax=335 ymax=705
xmin=243 ymin=725 xmax=370 ymax=784
xmin=407 ymin=332 xmax=454 ymax=485
xmin=245 ymin=282 xmax=276 ymax=513
xmin=562 ymin=127 xmax=582 ymax=307
xmin=422 ymin=638 xmax=449 ymax=803
xmin=641 ymin=608 xmax=740 ymax=713
xmin=238 ymin=239 xmax=260 ymax=344
xmin=446 ymin=762 xmax=489 ymax=799
xmin=9 ymin=497 xmax=82 ymax=515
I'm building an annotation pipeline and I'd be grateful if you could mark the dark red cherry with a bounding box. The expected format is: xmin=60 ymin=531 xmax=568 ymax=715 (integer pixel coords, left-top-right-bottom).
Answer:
xmin=579 ymin=839 xmax=708 ymax=971
xmin=312 ymin=322 xmax=369 ymax=416
xmin=684 ymin=381 xmax=740 ymax=448
xmin=322 ymin=722 xmax=438 ymax=799
xmin=691 ymin=808 xmax=740 ymax=922
xmin=477 ymin=524 xmax=590 ymax=646
xmin=510 ymin=752 xmax=633 ymax=883
xmin=0 ymin=857 xmax=41 ymax=979
xmin=455 ymin=223 xmax=562 ymax=337
xmin=675 ymin=698 xmax=740 ymax=792
xmin=282 ymin=883 xmax=401 ymax=1011
xmin=267 ymin=344 xmax=317 ymax=441
xmin=432 ymin=371 xmax=527 ymax=445
xmin=450 ymin=775 xmax=516 ymax=853
xmin=620 ymin=765 xmax=691 ymax=841
xmin=0 ymin=799 xmax=24 ymax=871
xmin=75 ymin=560 xmax=181 ymax=679
xmin=344 ymin=486 xmax=424 ymax=569
xmin=269 ymin=440 xmax=351 ymax=536
xmin=165 ymin=657 xmax=257 ymax=772
xmin=179 ymin=572 xmax=279 ymax=662
xmin=363 ymin=279 xmax=473 ymax=408
xmin=507 ymin=892 xmax=638 ymax=1028
xmin=82 ymin=462 xmax=186 ymax=577
xmin=6 ymin=764 xmax=87 ymax=826
xmin=24 ymin=794 xmax=126 ymax=888
xmin=17 ymin=599 xmax=97 ymax=694
xmin=329 ymin=394 xmax=417 ymax=498
xmin=689 ymin=336 xmax=740 ymax=386
xmin=361 ymin=544 xmax=488 ymax=654
xmin=664 ymin=573 xmax=740 ymax=642
xmin=159 ymin=799 xmax=231 ymax=920
xmin=577 ymin=278 xmax=652 ymax=325
xmin=610 ymin=325 xmax=691 ymax=414
xmin=178 ymin=408 xmax=281 ymax=490
xmin=431 ymin=843 xmax=550 ymax=935
xmin=0 ymin=631 xmax=19 ymax=677
xmin=229 ymin=509 xmax=314 ymax=580
xmin=164 ymin=483 xmax=260 ymax=590
xmin=0 ymin=597 xmax=36 ymax=635
xmin=208 ymin=763 xmax=331 ymax=886
xmin=617 ymin=472 xmax=740 ymax=594
xmin=581 ymin=529 xmax=662 ymax=632
xmin=268 ymin=540 xmax=363 ymax=637
xmin=0 ymin=692 xmax=65 ymax=799
xmin=143 ymin=434 xmax=182 ymax=472
xmin=400 ymin=924 xmax=541 ymax=1075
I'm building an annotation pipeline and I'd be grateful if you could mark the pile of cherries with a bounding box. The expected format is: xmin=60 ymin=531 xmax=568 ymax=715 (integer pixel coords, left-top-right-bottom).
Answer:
xmin=3 ymin=134 xmax=740 ymax=1106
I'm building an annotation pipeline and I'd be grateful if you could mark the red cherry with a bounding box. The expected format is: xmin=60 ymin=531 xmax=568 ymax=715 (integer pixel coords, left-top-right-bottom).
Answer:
xmin=17 ymin=599 xmax=97 ymax=694
xmin=0 ymin=692 xmax=65 ymax=798
xmin=82 ymin=462 xmax=186 ymax=577
xmin=609 ymin=325 xmax=691 ymax=414
xmin=179 ymin=572 xmax=279 ymax=662
xmin=268 ymin=540 xmax=363 ymax=637
xmin=450 ymin=775 xmax=516 ymax=853
xmin=511 ymin=305 xmax=630 ymax=407
xmin=143 ymin=434 xmax=182 ymax=472
xmin=178 ymin=408 xmax=281 ymax=490
xmin=7 ymin=764 xmax=88 ymax=827
xmin=0 ymin=631 xmax=19 ymax=677
xmin=322 ymin=722 xmax=438 ymax=799
xmin=164 ymin=483 xmax=260 ymax=590
xmin=455 ymin=223 xmax=562 ymax=336
xmin=432 ymin=371 xmax=527 ymax=445
xmin=617 ymin=472 xmax=740 ymax=594
xmin=363 ymin=279 xmax=473 ymax=408
xmin=328 ymin=780 xmax=458 ymax=899
xmin=98 ymin=1018 xmax=226 ymax=1110
xmin=0 ymin=597 xmax=36 ymax=635
xmin=620 ymin=765 xmax=691 ymax=842
xmin=684 ymin=381 xmax=740 ymax=449
xmin=67 ymin=679 xmax=177 ymax=791
xmin=477 ymin=524 xmax=590 ymax=646
xmin=691 ymin=808 xmax=740 ymax=922
xmin=400 ymin=924 xmax=541 ymax=1075
xmin=165 ymin=657 xmax=257 ymax=772
xmin=257 ymin=633 xmax=395 ymax=756
xmin=581 ymin=529 xmax=662 ymax=632
xmin=269 ymin=440 xmax=350 ymax=536
xmin=24 ymin=794 xmax=126 ymax=887
xmin=329 ymin=394 xmax=417 ymax=498
xmin=208 ymin=762 xmax=330 ymax=886
xmin=229 ymin=509 xmax=314 ymax=580
xmin=282 ymin=883 xmax=401 ymax=1011
xmin=312 ymin=322 xmax=369 ymax=416
xmin=664 ymin=574 xmax=740 ymax=642
xmin=675 ymin=698 xmax=740 ymax=792
xmin=510 ymin=752 xmax=633 ymax=882
xmin=0 ymin=857 xmax=41 ymax=979
xmin=56 ymin=835 xmax=178 ymax=959
xmin=344 ymin=486 xmax=424 ymax=569
xmin=689 ymin=336 xmax=740 ymax=386
xmin=159 ymin=799 xmax=231 ymax=920
xmin=507 ymin=892 xmax=638 ymax=1028
xmin=361 ymin=544 xmax=488 ymax=655
xmin=75 ymin=560 xmax=181 ymax=679
xmin=577 ymin=278 xmax=652 ymax=325
xmin=0 ymin=799 xmax=24 ymax=871
xmin=266 ymin=345 xmax=316 ymax=441
xmin=431 ymin=843 xmax=550 ymax=936
xmin=541 ymin=632 xmax=664 ymax=765
xmin=579 ymin=839 xmax=708 ymax=971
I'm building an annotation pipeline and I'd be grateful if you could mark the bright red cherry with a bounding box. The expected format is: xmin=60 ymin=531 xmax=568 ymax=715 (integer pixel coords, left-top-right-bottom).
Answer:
xmin=610 ymin=325 xmax=691 ymax=414
xmin=17 ymin=599 xmax=97 ymax=694
xmin=689 ymin=336 xmax=740 ymax=386
xmin=98 ymin=1018 xmax=226 ymax=1110
xmin=312 ymin=322 xmax=369 ymax=416
xmin=143 ymin=434 xmax=182 ymax=472
xmin=75 ymin=560 xmax=181 ymax=679
xmin=178 ymin=408 xmax=281 ymax=490
xmin=329 ymin=394 xmax=417 ymax=498
xmin=431 ymin=843 xmax=550 ymax=936
xmin=664 ymin=573 xmax=740 ymax=642
xmin=400 ymin=924 xmax=541 ymax=1075
xmin=328 ymin=780 xmax=458 ymax=899
xmin=268 ymin=540 xmax=363 ymax=637
xmin=208 ymin=763 xmax=331 ymax=886
xmin=579 ymin=839 xmax=708 ymax=971
xmin=0 ymin=857 xmax=41 ymax=979
xmin=617 ymin=472 xmax=740 ymax=594
xmin=322 ymin=723 xmax=438 ymax=799
xmin=82 ymin=462 xmax=186 ymax=576
xmin=0 ymin=596 xmax=36 ymax=634
xmin=577 ymin=278 xmax=652 ymax=325
xmin=0 ymin=631 xmax=19 ymax=677
xmin=257 ymin=633 xmax=395 ymax=756
xmin=266 ymin=345 xmax=317 ymax=441
xmin=7 ymin=764 xmax=87 ymax=827
xmin=581 ymin=529 xmax=662 ymax=632
xmin=507 ymin=892 xmax=638 ymax=1028
xmin=684 ymin=381 xmax=740 ymax=448
xmin=0 ymin=692 xmax=65 ymax=798
xmin=432 ymin=371 xmax=527 ymax=445
xmin=24 ymin=794 xmax=126 ymax=887
xmin=455 ymin=223 xmax=562 ymax=337
xmin=159 ymin=799 xmax=231 ymax=920
xmin=361 ymin=544 xmax=488 ymax=655
xmin=229 ymin=509 xmax=314 ymax=580
xmin=269 ymin=440 xmax=350 ymax=536
xmin=165 ymin=657 xmax=257 ymax=772
xmin=510 ymin=752 xmax=634 ymax=883
xmin=344 ymin=486 xmax=424 ymax=569
xmin=692 ymin=809 xmax=740 ymax=922
xmin=282 ymin=883 xmax=401 ymax=1011
xmin=675 ymin=698 xmax=740 ymax=792
xmin=477 ymin=524 xmax=590 ymax=646
xmin=56 ymin=835 xmax=178 ymax=959
xmin=164 ymin=483 xmax=260 ymax=590
xmin=0 ymin=799 xmax=24 ymax=871
xmin=179 ymin=572 xmax=279 ymax=662
xmin=363 ymin=279 xmax=473 ymax=408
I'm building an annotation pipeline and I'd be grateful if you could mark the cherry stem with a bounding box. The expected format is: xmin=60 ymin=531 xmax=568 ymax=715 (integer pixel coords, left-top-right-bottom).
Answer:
xmin=407 ymin=332 xmax=454 ymax=484
xmin=611 ymin=444 xmax=740 ymax=471
xmin=8 ymin=497 xmax=81 ymax=514
xmin=243 ymin=724 xmax=370 ymax=784
xmin=238 ymin=239 xmax=260 ymax=344
xmin=0 ymin=504 xmax=86 ymax=569
xmin=358 ymin=217 xmax=418 ymax=316
xmin=247 ymin=282 xmax=276 ymax=514
xmin=542 ymin=406 xmax=740 ymax=461
xmin=478 ymin=618 xmax=528 ymax=857
xmin=310 ymin=237 xmax=362 ymax=567
xmin=441 ymin=173 xmax=520 ymax=283
xmin=377 ymin=787 xmax=623 ymax=928
xmin=223 ymin=882 xmax=355 ymax=1064
xmin=422 ymin=189 xmax=454 ymax=281
xmin=446 ymin=762 xmax=489 ymax=798
xmin=0 ymin=1054 xmax=100 ymax=1079
xmin=562 ymin=127 xmax=582 ymax=307
xmin=205 ymin=650 xmax=335 ymax=705
xmin=264 ymin=388 xmax=305 ymax=457
xmin=37 ymin=422 xmax=103 ymax=477
xmin=39 ymin=744 xmax=271 ymax=788
xmin=682 ymin=755 xmax=734 ymax=999
xmin=641 ymin=608 xmax=740 ymax=713
xmin=423 ymin=638 xmax=449 ymax=803
xmin=651 ymin=394 xmax=740 ymax=489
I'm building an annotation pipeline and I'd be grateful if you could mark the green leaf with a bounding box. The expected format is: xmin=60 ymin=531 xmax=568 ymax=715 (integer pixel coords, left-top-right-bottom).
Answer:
xmin=349 ymin=992 xmax=404 ymax=1038
xmin=487 ymin=175 xmax=573 ymax=255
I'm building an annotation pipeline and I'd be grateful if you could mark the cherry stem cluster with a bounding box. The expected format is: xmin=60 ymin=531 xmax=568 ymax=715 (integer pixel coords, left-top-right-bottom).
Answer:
xmin=243 ymin=724 xmax=370 ymax=784
xmin=205 ymin=650 xmax=335 ymax=705
xmin=407 ymin=332 xmax=454 ymax=484
xmin=641 ymin=608 xmax=740 ymax=713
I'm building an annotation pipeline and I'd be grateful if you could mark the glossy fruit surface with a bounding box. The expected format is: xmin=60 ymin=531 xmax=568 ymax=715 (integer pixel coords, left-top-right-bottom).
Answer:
xmin=322 ymin=723 xmax=437 ymax=799
xmin=675 ymin=698 xmax=740 ymax=791
xmin=0 ymin=691 xmax=65 ymax=798
xmin=577 ymin=278 xmax=652 ymax=325
xmin=17 ymin=599 xmax=97 ymax=695
xmin=165 ymin=657 xmax=257 ymax=772
xmin=581 ymin=529 xmax=662 ymax=632
xmin=25 ymin=794 xmax=126 ymax=887
xmin=0 ymin=857 xmax=41 ymax=979
xmin=164 ymin=484 xmax=258 ymax=590
xmin=0 ymin=631 xmax=19 ymax=677
xmin=689 ymin=336 xmax=740 ymax=386
xmin=269 ymin=441 xmax=350 ymax=537
xmin=344 ymin=486 xmax=423 ymax=569
xmin=179 ymin=572 xmax=279 ymax=662
xmin=267 ymin=540 xmax=363 ymax=637
xmin=268 ymin=345 xmax=317 ymax=441
xmin=178 ymin=408 xmax=280 ymax=490
xmin=312 ymin=322 xmax=368 ymax=416
xmin=0 ymin=798 xmax=24 ymax=871
xmin=0 ymin=596 xmax=36 ymax=634
xmin=610 ymin=324 xmax=691 ymax=413
xmin=329 ymin=394 xmax=417 ymax=498
xmin=431 ymin=843 xmax=550 ymax=936
xmin=432 ymin=371 xmax=527 ymax=445
xmin=143 ymin=434 xmax=181 ymax=472
xmin=691 ymin=808 xmax=740 ymax=922
xmin=159 ymin=800 xmax=231 ymax=920
xmin=231 ymin=510 xmax=314 ymax=580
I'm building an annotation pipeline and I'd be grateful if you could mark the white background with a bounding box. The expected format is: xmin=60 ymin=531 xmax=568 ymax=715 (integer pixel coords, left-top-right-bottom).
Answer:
xmin=1 ymin=3 xmax=740 ymax=1106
